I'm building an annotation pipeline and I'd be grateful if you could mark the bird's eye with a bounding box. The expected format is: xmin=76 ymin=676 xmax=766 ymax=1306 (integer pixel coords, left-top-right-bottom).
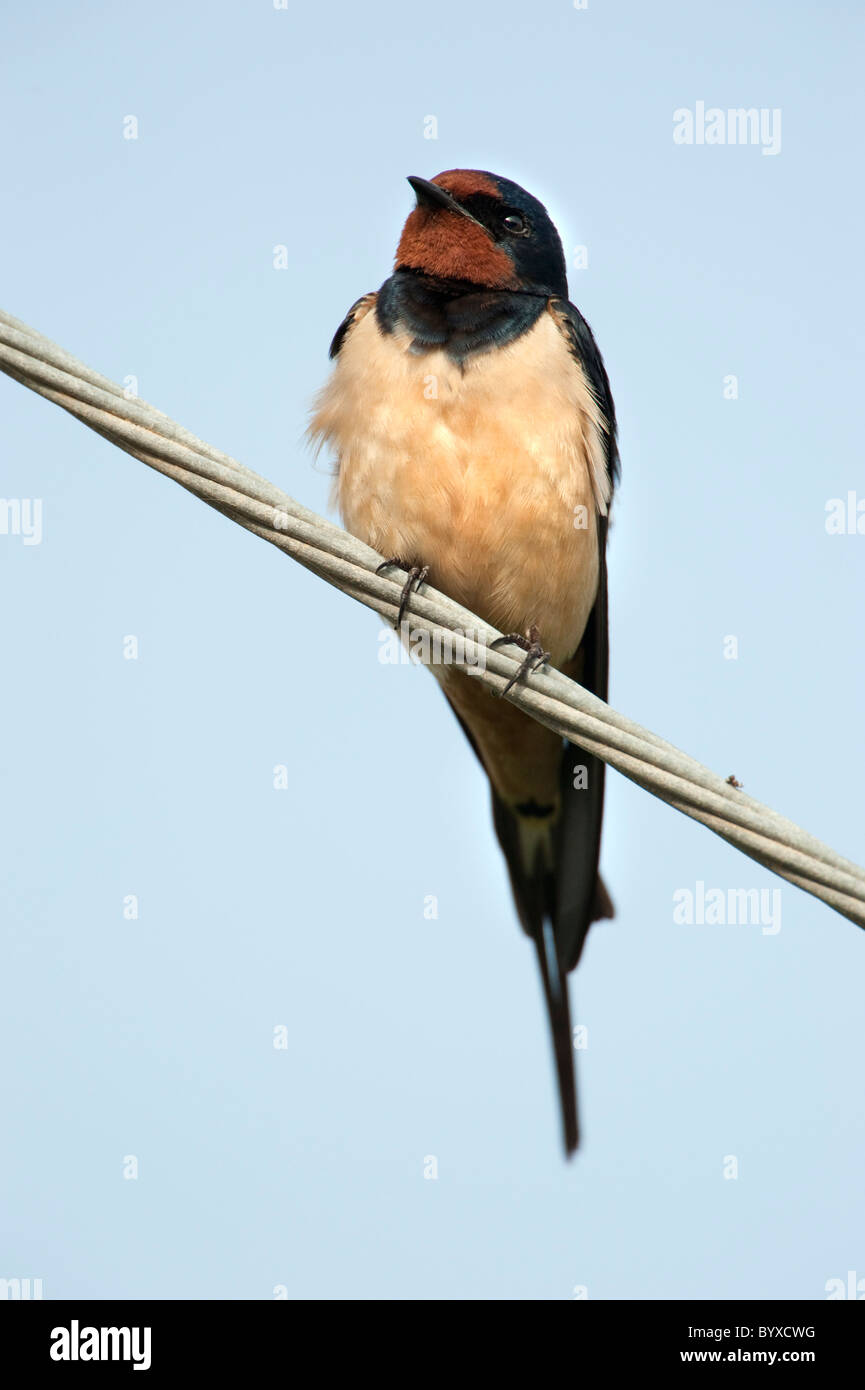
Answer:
xmin=502 ymin=212 xmax=528 ymax=235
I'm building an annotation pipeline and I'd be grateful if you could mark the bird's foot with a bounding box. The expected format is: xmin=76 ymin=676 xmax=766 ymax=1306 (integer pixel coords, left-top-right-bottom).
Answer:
xmin=490 ymin=624 xmax=550 ymax=696
xmin=375 ymin=557 xmax=430 ymax=626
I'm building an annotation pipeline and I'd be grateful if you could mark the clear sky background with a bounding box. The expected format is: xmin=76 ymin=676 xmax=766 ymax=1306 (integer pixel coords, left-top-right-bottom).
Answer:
xmin=1 ymin=0 xmax=863 ymax=1300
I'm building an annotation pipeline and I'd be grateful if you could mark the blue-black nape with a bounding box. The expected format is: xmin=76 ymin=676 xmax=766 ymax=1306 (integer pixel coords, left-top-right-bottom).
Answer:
xmin=459 ymin=172 xmax=569 ymax=298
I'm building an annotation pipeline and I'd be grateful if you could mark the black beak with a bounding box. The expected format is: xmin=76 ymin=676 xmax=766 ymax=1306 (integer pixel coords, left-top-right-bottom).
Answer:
xmin=407 ymin=176 xmax=485 ymax=228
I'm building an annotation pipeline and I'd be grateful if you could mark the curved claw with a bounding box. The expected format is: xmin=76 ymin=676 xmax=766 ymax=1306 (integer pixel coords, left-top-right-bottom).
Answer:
xmin=376 ymin=557 xmax=430 ymax=625
xmin=490 ymin=626 xmax=550 ymax=696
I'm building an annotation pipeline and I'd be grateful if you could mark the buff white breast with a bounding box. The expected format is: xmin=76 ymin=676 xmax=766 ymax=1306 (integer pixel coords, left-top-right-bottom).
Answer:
xmin=309 ymin=298 xmax=608 ymax=667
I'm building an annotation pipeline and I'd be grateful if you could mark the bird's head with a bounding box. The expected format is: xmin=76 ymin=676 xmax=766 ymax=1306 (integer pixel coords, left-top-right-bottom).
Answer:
xmin=395 ymin=169 xmax=568 ymax=298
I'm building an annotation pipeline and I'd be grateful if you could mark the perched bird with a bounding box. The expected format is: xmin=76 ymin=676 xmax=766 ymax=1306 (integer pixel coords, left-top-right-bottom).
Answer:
xmin=309 ymin=170 xmax=619 ymax=1154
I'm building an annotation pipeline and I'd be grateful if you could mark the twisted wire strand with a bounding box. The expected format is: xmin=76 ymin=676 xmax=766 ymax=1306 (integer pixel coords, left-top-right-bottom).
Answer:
xmin=2 ymin=308 xmax=863 ymax=928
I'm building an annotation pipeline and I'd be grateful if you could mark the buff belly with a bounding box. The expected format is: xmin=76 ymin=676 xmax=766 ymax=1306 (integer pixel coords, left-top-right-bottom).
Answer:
xmin=309 ymin=302 xmax=604 ymax=807
xmin=310 ymin=305 xmax=603 ymax=660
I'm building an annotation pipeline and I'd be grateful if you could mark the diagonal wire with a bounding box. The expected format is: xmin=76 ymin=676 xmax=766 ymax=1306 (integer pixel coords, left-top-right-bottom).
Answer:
xmin=1 ymin=307 xmax=863 ymax=928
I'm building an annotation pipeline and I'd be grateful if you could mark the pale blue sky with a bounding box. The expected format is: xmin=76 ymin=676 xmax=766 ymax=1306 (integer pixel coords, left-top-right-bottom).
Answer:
xmin=1 ymin=0 xmax=863 ymax=1299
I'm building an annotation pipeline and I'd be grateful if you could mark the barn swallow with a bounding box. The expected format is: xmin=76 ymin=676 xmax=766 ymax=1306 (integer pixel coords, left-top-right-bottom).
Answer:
xmin=309 ymin=170 xmax=619 ymax=1154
